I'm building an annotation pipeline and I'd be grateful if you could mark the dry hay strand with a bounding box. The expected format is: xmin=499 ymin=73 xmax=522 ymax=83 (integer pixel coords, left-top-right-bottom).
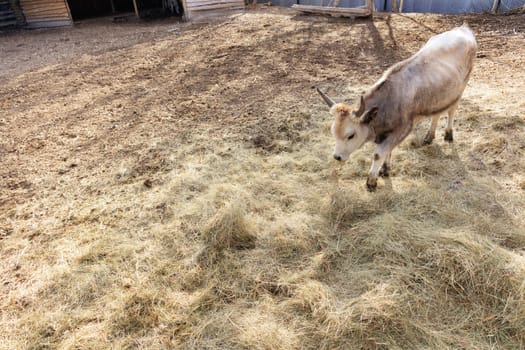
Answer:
xmin=346 ymin=224 xmax=525 ymax=347
xmin=109 ymin=289 xmax=162 ymax=337
xmin=247 ymin=111 xmax=314 ymax=153
xmin=262 ymin=213 xmax=327 ymax=261
xmin=176 ymin=202 xmax=263 ymax=305
xmin=418 ymin=232 xmax=525 ymax=334
xmin=232 ymin=306 xmax=302 ymax=350
xmin=198 ymin=202 xmax=257 ymax=261
xmin=38 ymin=265 xmax=112 ymax=310
xmin=107 ymin=285 xmax=203 ymax=348
xmin=285 ymin=280 xmax=426 ymax=349
xmin=20 ymin=311 xmax=75 ymax=350
xmin=322 ymin=187 xmax=394 ymax=229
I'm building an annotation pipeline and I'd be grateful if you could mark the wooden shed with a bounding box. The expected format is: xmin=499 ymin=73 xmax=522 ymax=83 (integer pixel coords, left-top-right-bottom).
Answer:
xmin=19 ymin=0 xmax=72 ymax=28
xmin=1 ymin=0 xmax=244 ymax=29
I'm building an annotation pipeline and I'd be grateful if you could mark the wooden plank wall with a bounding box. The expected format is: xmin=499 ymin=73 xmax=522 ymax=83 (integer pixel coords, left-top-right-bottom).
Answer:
xmin=20 ymin=0 xmax=72 ymax=28
xmin=185 ymin=0 xmax=244 ymax=20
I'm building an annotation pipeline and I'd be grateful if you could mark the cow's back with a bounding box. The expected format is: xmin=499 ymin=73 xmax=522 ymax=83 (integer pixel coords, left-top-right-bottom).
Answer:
xmin=392 ymin=26 xmax=477 ymax=117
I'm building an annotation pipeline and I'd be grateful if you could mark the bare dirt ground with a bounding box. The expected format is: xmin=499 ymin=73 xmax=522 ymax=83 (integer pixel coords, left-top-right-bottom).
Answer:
xmin=1 ymin=6 xmax=525 ymax=349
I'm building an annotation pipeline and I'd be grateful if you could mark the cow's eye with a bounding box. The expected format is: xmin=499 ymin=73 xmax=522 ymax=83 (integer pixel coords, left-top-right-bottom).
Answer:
xmin=347 ymin=134 xmax=355 ymax=140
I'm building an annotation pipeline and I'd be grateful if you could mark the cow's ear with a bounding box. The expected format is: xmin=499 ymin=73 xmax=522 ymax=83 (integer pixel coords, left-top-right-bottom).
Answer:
xmin=360 ymin=107 xmax=378 ymax=124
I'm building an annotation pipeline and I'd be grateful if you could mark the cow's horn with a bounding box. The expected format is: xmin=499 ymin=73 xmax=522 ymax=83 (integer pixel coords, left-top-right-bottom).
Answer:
xmin=356 ymin=95 xmax=365 ymax=117
xmin=316 ymin=88 xmax=336 ymax=108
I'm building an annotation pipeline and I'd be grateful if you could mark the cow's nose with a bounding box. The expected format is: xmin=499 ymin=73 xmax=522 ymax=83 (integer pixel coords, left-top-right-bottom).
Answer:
xmin=334 ymin=154 xmax=342 ymax=161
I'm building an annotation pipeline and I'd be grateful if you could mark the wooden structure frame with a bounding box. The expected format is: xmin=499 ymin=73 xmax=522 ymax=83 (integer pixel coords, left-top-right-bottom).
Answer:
xmin=19 ymin=0 xmax=72 ymax=28
xmin=183 ymin=0 xmax=244 ymax=20
xmin=293 ymin=0 xmax=374 ymax=18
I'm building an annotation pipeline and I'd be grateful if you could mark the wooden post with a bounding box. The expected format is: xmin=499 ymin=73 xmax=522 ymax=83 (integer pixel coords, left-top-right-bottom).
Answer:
xmin=63 ymin=0 xmax=73 ymax=23
xmin=491 ymin=0 xmax=500 ymax=14
xmin=132 ymin=0 xmax=140 ymax=17
xmin=399 ymin=0 xmax=404 ymax=12
xmin=366 ymin=0 xmax=373 ymax=12
xmin=392 ymin=0 xmax=397 ymax=12
xmin=181 ymin=0 xmax=189 ymax=20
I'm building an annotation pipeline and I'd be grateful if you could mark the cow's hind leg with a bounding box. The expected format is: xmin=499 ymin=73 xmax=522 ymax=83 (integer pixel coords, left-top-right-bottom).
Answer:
xmin=423 ymin=115 xmax=440 ymax=145
xmin=444 ymin=102 xmax=459 ymax=142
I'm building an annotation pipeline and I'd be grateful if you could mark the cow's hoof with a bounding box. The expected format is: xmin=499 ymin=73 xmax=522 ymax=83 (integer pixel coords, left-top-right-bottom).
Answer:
xmin=379 ymin=164 xmax=389 ymax=178
xmin=423 ymin=134 xmax=434 ymax=145
xmin=444 ymin=130 xmax=454 ymax=142
xmin=366 ymin=178 xmax=377 ymax=192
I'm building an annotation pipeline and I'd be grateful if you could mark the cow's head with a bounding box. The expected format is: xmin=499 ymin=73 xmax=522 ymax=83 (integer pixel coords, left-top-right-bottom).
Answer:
xmin=317 ymin=88 xmax=377 ymax=161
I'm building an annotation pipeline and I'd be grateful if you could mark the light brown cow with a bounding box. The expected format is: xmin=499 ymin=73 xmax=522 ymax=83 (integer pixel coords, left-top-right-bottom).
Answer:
xmin=318 ymin=24 xmax=477 ymax=191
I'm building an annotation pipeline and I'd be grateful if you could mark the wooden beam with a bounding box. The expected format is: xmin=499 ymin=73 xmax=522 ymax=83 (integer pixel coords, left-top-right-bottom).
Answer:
xmin=491 ymin=0 xmax=501 ymax=14
xmin=63 ymin=0 xmax=73 ymax=22
xmin=292 ymin=4 xmax=371 ymax=17
xmin=188 ymin=3 xmax=243 ymax=11
xmin=132 ymin=0 xmax=139 ymax=17
xmin=181 ymin=0 xmax=189 ymax=20
xmin=189 ymin=0 xmax=241 ymax=5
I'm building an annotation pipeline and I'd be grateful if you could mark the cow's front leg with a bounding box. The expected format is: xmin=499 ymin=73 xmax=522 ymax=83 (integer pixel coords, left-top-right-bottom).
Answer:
xmin=366 ymin=147 xmax=390 ymax=191
xmin=367 ymin=126 xmax=410 ymax=191
xmin=379 ymin=151 xmax=392 ymax=177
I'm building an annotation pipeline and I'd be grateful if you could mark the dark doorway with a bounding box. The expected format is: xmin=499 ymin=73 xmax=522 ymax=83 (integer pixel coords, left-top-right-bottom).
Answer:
xmin=137 ymin=0 xmax=184 ymax=19
xmin=66 ymin=0 xmax=183 ymax=21
xmin=67 ymin=0 xmax=134 ymax=20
